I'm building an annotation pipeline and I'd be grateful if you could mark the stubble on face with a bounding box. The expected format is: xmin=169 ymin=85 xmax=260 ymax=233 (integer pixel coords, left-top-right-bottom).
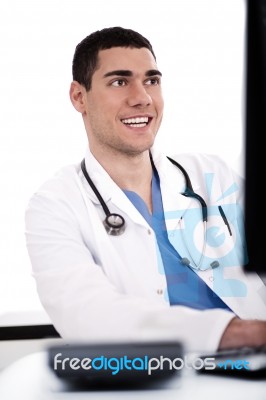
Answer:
xmin=82 ymin=47 xmax=164 ymax=159
xmin=86 ymin=105 xmax=158 ymax=157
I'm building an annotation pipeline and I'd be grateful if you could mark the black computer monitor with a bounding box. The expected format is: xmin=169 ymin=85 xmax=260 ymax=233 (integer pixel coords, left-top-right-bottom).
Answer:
xmin=244 ymin=0 xmax=266 ymax=278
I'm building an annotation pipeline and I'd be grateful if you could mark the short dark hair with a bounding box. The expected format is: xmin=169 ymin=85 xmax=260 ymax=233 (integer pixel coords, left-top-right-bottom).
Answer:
xmin=72 ymin=27 xmax=156 ymax=91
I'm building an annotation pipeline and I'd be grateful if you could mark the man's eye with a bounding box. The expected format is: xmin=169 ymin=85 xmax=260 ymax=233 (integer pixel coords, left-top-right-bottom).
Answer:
xmin=111 ymin=79 xmax=126 ymax=87
xmin=145 ymin=77 xmax=160 ymax=86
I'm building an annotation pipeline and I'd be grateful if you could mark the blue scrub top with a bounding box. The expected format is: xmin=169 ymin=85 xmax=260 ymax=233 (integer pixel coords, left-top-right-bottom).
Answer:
xmin=123 ymin=168 xmax=231 ymax=311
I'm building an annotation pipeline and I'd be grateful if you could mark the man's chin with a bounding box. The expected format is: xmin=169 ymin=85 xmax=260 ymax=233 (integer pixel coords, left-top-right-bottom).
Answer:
xmin=120 ymin=143 xmax=155 ymax=157
xmin=124 ymin=136 xmax=156 ymax=155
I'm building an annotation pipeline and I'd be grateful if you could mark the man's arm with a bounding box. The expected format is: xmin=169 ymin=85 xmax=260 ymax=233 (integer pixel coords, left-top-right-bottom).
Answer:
xmin=219 ymin=318 xmax=266 ymax=349
xmin=25 ymin=185 xmax=235 ymax=354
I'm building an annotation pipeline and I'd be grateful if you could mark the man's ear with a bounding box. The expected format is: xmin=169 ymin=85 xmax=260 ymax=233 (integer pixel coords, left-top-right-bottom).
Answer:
xmin=69 ymin=81 xmax=87 ymax=113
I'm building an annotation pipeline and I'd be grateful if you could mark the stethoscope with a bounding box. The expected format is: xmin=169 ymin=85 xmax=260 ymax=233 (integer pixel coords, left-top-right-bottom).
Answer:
xmin=80 ymin=155 xmax=232 ymax=270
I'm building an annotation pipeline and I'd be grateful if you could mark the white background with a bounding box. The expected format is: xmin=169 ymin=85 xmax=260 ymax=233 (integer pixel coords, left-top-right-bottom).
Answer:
xmin=0 ymin=0 xmax=246 ymax=319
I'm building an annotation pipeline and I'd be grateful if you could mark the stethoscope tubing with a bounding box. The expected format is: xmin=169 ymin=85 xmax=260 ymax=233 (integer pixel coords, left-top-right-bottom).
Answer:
xmin=81 ymin=159 xmax=126 ymax=235
xmin=80 ymin=155 xmax=232 ymax=269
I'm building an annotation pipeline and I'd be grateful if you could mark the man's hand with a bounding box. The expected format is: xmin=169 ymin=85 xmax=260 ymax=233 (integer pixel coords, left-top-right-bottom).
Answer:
xmin=219 ymin=318 xmax=266 ymax=350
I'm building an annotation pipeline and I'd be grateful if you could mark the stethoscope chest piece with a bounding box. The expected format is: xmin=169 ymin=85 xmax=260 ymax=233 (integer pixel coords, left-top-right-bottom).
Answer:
xmin=103 ymin=213 xmax=126 ymax=236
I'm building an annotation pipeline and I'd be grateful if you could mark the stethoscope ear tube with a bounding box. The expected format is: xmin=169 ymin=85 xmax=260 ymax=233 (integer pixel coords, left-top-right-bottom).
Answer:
xmin=167 ymin=156 xmax=208 ymax=222
xmin=182 ymin=189 xmax=208 ymax=222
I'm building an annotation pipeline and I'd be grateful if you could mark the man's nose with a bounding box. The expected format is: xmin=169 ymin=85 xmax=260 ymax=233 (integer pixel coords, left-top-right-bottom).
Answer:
xmin=127 ymin=82 xmax=152 ymax=107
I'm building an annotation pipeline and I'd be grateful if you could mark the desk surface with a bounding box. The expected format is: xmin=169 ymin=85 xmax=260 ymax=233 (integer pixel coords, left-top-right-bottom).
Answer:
xmin=0 ymin=351 xmax=265 ymax=400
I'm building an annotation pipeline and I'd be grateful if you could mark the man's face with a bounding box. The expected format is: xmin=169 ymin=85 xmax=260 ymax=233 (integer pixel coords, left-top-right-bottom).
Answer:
xmin=82 ymin=47 xmax=164 ymax=156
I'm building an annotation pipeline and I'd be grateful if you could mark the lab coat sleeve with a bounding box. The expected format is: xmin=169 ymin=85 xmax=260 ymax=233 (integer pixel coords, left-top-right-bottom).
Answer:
xmin=25 ymin=188 xmax=235 ymax=354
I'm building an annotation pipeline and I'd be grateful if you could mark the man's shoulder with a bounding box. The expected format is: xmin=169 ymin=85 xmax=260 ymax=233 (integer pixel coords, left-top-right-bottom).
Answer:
xmin=29 ymin=162 xmax=82 ymax=202
xmin=25 ymin=162 xmax=87 ymax=234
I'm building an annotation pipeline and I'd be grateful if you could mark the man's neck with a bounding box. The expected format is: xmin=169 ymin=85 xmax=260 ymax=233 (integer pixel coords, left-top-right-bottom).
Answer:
xmin=90 ymin=146 xmax=154 ymax=213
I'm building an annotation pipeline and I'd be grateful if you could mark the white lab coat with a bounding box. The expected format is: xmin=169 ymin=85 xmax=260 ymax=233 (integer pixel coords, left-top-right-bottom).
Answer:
xmin=25 ymin=146 xmax=266 ymax=353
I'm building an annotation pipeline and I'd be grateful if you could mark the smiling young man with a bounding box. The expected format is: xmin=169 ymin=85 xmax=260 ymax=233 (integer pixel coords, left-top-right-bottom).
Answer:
xmin=25 ymin=27 xmax=266 ymax=353
xmin=70 ymin=45 xmax=163 ymax=212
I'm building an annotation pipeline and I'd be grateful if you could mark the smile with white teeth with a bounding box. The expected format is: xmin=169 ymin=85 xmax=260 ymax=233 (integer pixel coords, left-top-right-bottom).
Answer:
xmin=121 ymin=116 xmax=149 ymax=128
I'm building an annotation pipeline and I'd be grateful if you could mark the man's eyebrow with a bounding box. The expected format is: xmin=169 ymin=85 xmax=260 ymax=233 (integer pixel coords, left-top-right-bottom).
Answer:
xmin=103 ymin=69 xmax=162 ymax=78
xmin=103 ymin=70 xmax=133 ymax=78
xmin=145 ymin=69 xmax=162 ymax=77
